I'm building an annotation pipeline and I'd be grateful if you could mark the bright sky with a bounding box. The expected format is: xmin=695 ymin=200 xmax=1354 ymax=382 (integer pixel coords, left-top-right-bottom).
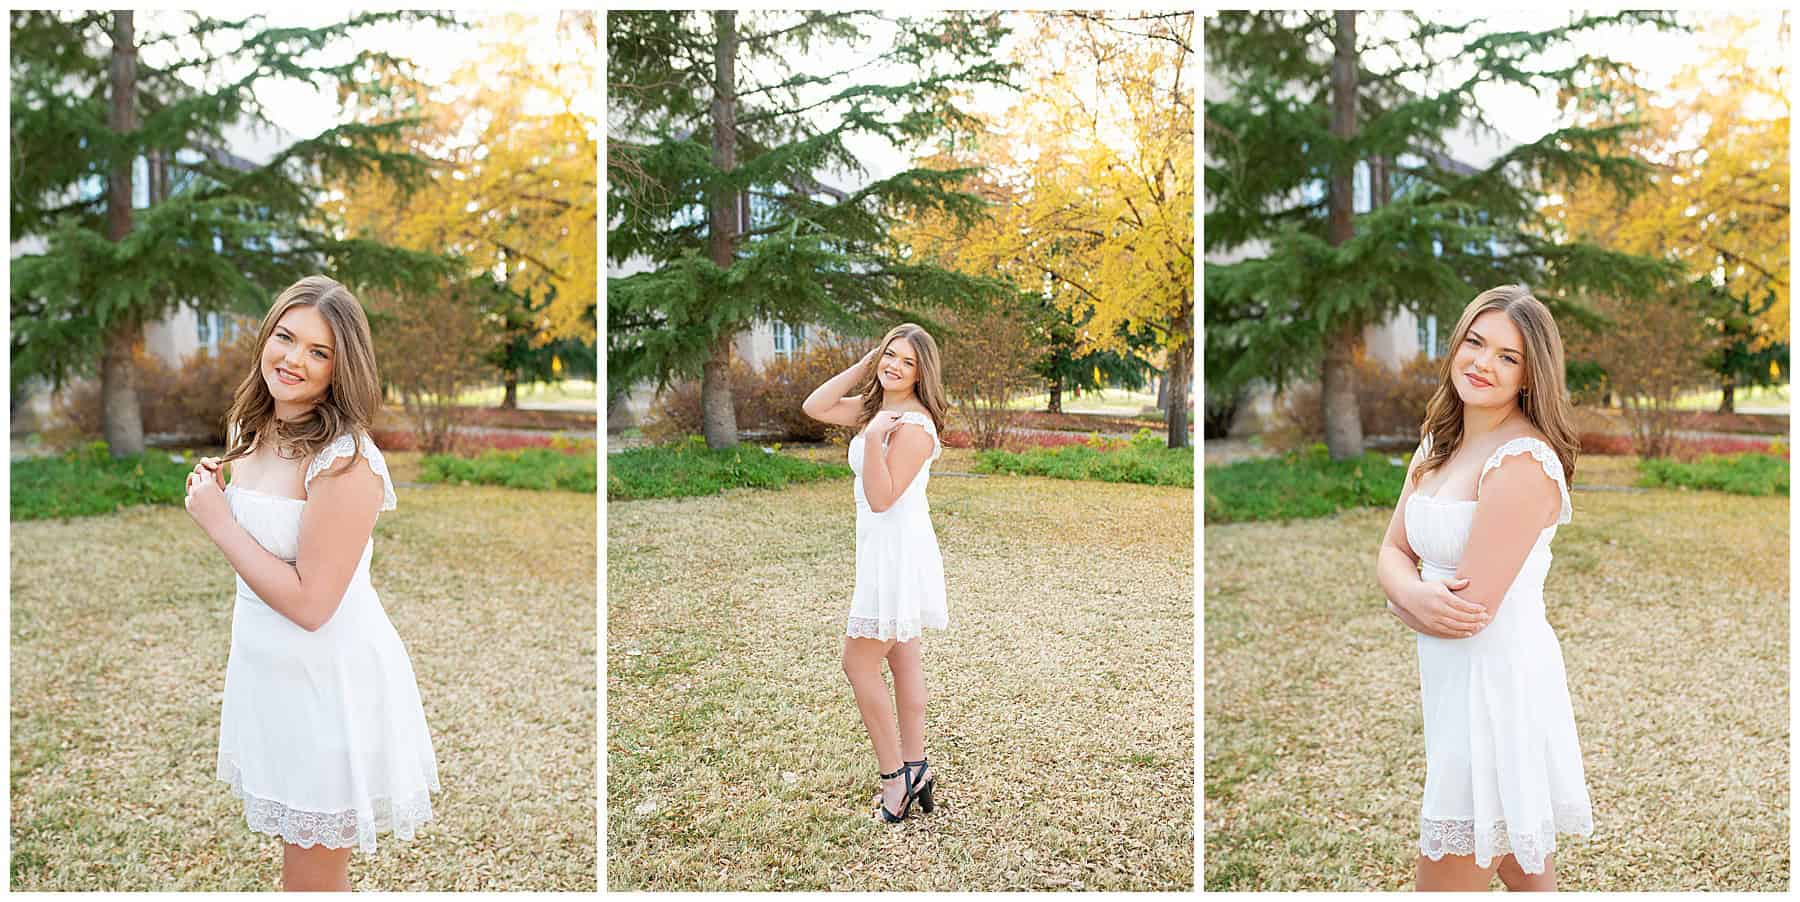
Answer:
xmin=1363 ymin=10 xmax=1786 ymax=165
xmin=761 ymin=11 xmax=1192 ymax=188
xmin=137 ymin=11 xmax=596 ymax=145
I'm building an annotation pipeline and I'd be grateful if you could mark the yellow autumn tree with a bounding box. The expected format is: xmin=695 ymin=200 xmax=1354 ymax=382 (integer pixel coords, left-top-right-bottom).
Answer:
xmin=1546 ymin=13 xmax=1788 ymax=415
xmin=901 ymin=11 xmax=1195 ymax=446
xmin=331 ymin=12 xmax=598 ymax=353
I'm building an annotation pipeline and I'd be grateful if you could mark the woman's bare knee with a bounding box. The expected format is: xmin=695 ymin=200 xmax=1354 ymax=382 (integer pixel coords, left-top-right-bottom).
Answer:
xmin=282 ymin=843 xmax=351 ymax=891
xmin=897 ymin=692 xmax=926 ymax=720
xmin=1496 ymin=853 xmax=1555 ymax=892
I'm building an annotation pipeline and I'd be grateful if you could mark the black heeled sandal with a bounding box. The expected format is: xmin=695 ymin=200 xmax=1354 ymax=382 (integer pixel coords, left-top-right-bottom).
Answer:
xmin=875 ymin=765 xmax=908 ymax=822
xmin=905 ymin=758 xmax=935 ymax=814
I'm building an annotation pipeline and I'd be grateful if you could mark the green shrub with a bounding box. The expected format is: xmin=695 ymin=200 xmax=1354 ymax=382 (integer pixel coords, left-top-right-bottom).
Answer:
xmin=1637 ymin=452 xmax=1789 ymax=496
xmin=12 ymin=441 xmax=198 ymax=520
xmin=972 ymin=428 xmax=1193 ymax=487
xmin=608 ymin=435 xmax=851 ymax=500
xmin=419 ymin=447 xmax=596 ymax=493
xmin=1205 ymin=443 xmax=1407 ymax=523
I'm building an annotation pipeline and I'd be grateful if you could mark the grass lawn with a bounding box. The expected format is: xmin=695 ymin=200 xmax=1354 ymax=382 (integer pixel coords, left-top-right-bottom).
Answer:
xmin=608 ymin=471 xmax=1194 ymax=890
xmin=10 ymin=452 xmax=596 ymax=891
xmin=1006 ymin=387 xmax=1162 ymax=416
xmin=1670 ymin=382 xmax=1789 ymax=413
xmin=1204 ymin=483 xmax=1788 ymax=890
xmin=453 ymin=379 xmax=597 ymax=408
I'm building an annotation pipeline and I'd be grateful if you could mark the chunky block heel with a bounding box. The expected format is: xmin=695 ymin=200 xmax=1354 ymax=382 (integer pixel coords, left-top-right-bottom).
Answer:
xmin=905 ymin=758 xmax=935 ymax=814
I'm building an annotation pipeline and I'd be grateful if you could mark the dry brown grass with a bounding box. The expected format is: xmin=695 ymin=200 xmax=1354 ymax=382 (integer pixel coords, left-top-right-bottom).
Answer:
xmin=1204 ymin=480 xmax=1788 ymax=890
xmin=10 ymin=452 xmax=596 ymax=890
xmin=607 ymin=469 xmax=1194 ymax=890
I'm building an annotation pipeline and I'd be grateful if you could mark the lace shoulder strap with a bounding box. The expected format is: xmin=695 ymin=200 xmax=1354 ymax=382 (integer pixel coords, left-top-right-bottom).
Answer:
xmin=891 ymin=411 xmax=941 ymax=461
xmin=305 ymin=432 xmax=398 ymax=512
xmin=1477 ymin=436 xmax=1570 ymax=525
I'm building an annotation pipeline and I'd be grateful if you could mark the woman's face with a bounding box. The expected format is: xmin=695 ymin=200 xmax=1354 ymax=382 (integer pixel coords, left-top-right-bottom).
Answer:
xmin=1451 ymin=308 xmax=1526 ymax=408
xmin=261 ymin=304 xmax=336 ymax=415
xmin=877 ymin=335 xmax=921 ymax=396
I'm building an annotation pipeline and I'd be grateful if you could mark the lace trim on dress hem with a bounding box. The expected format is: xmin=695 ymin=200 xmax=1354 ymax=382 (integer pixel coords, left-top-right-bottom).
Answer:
xmin=845 ymin=615 xmax=945 ymax=642
xmin=217 ymin=757 xmax=438 ymax=854
xmin=1418 ymin=803 xmax=1593 ymax=874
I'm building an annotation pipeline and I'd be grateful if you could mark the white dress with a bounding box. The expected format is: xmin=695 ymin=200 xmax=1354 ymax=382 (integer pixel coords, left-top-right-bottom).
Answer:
xmin=1404 ymin=435 xmax=1592 ymax=874
xmin=846 ymin=411 xmax=949 ymax=641
xmin=216 ymin=432 xmax=440 ymax=853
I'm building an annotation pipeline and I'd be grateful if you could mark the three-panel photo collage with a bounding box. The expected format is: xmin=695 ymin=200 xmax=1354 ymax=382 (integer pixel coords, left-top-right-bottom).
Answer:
xmin=4 ymin=7 xmax=1789 ymax=894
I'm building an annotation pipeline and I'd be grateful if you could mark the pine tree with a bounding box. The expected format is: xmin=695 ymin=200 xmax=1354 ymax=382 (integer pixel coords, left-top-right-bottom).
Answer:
xmin=1205 ymin=11 xmax=1683 ymax=457
xmin=607 ymin=11 xmax=1015 ymax=449
xmin=11 ymin=11 xmax=453 ymax=456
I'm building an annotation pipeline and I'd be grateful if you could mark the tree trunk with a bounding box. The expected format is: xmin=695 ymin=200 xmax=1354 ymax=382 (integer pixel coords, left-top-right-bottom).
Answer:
xmin=1156 ymin=371 xmax=1167 ymax=410
xmin=1718 ymin=378 xmax=1736 ymax=414
xmin=702 ymin=11 xmax=740 ymax=450
xmin=1165 ymin=335 xmax=1192 ymax=449
xmin=102 ymin=11 xmax=143 ymax=458
xmin=1203 ymin=390 xmax=1239 ymax=440
xmin=502 ymin=373 xmax=518 ymax=409
xmin=1047 ymin=378 xmax=1062 ymax=414
xmin=1322 ymin=10 xmax=1363 ymax=460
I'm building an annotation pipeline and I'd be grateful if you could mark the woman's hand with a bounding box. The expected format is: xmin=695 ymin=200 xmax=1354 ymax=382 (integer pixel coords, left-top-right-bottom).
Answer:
xmin=1400 ymin=576 xmax=1490 ymax=638
xmin=184 ymin=458 xmax=230 ymax=533
xmin=866 ymin=410 xmax=904 ymax=437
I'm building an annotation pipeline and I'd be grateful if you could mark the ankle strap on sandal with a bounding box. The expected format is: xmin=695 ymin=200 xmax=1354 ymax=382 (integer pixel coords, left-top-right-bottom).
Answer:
xmin=904 ymin=758 xmax=928 ymax=768
xmin=879 ymin=766 xmax=906 ymax=780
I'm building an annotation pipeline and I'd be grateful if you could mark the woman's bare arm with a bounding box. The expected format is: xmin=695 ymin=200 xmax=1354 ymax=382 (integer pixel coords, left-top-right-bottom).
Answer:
xmin=802 ymin=348 xmax=876 ymax=427
xmin=1377 ymin=444 xmax=1486 ymax=638
xmin=861 ymin=423 xmax=933 ymax=512
xmin=1453 ymin=453 xmax=1563 ymax=614
xmin=201 ymin=458 xmax=385 ymax=631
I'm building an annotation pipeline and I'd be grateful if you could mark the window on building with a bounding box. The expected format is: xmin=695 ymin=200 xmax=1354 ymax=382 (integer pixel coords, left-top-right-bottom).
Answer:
xmin=1417 ymin=313 xmax=1442 ymax=360
xmin=771 ymin=320 xmax=806 ymax=358
xmin=196 ymin=311 xmax=244 ymax=355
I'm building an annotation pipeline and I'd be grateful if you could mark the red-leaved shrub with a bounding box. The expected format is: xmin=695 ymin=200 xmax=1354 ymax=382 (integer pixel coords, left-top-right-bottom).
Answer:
xmin=1577 ymin=431 xmax=1786 ymax=460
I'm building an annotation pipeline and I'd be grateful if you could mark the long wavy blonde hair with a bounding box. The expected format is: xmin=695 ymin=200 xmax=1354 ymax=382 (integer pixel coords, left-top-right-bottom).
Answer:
xmin=220 ymin=275 xmax=382 ymax=478
xmin=855 ymin=323 xmax=949 ymax=432
xmin=1415 ymin=284 xmax=1579 ymax=486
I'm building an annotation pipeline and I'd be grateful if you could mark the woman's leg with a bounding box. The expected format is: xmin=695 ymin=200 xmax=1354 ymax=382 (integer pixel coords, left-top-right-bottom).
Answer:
xmin=841 ymin=636 xmax=903 ymax=815
xmin=282 ymin=843 xmax=351 ymax=892
xmin=1415 ymin=853 xmax=1499 ymax=891
xmin=1496 ymin=853 xmax=1556 ymax=891
xmin=885 ymin=638 xmax=927 ymax=763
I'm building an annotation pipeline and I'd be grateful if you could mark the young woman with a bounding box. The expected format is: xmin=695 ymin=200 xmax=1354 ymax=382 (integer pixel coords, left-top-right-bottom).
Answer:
xmin=801 ymin=323 xmax=949 ymax=823
xmin=183 ymin=275 xmax=439 ymax=890
xmin=1376 ymin=285 xmax=1593 ymax=891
